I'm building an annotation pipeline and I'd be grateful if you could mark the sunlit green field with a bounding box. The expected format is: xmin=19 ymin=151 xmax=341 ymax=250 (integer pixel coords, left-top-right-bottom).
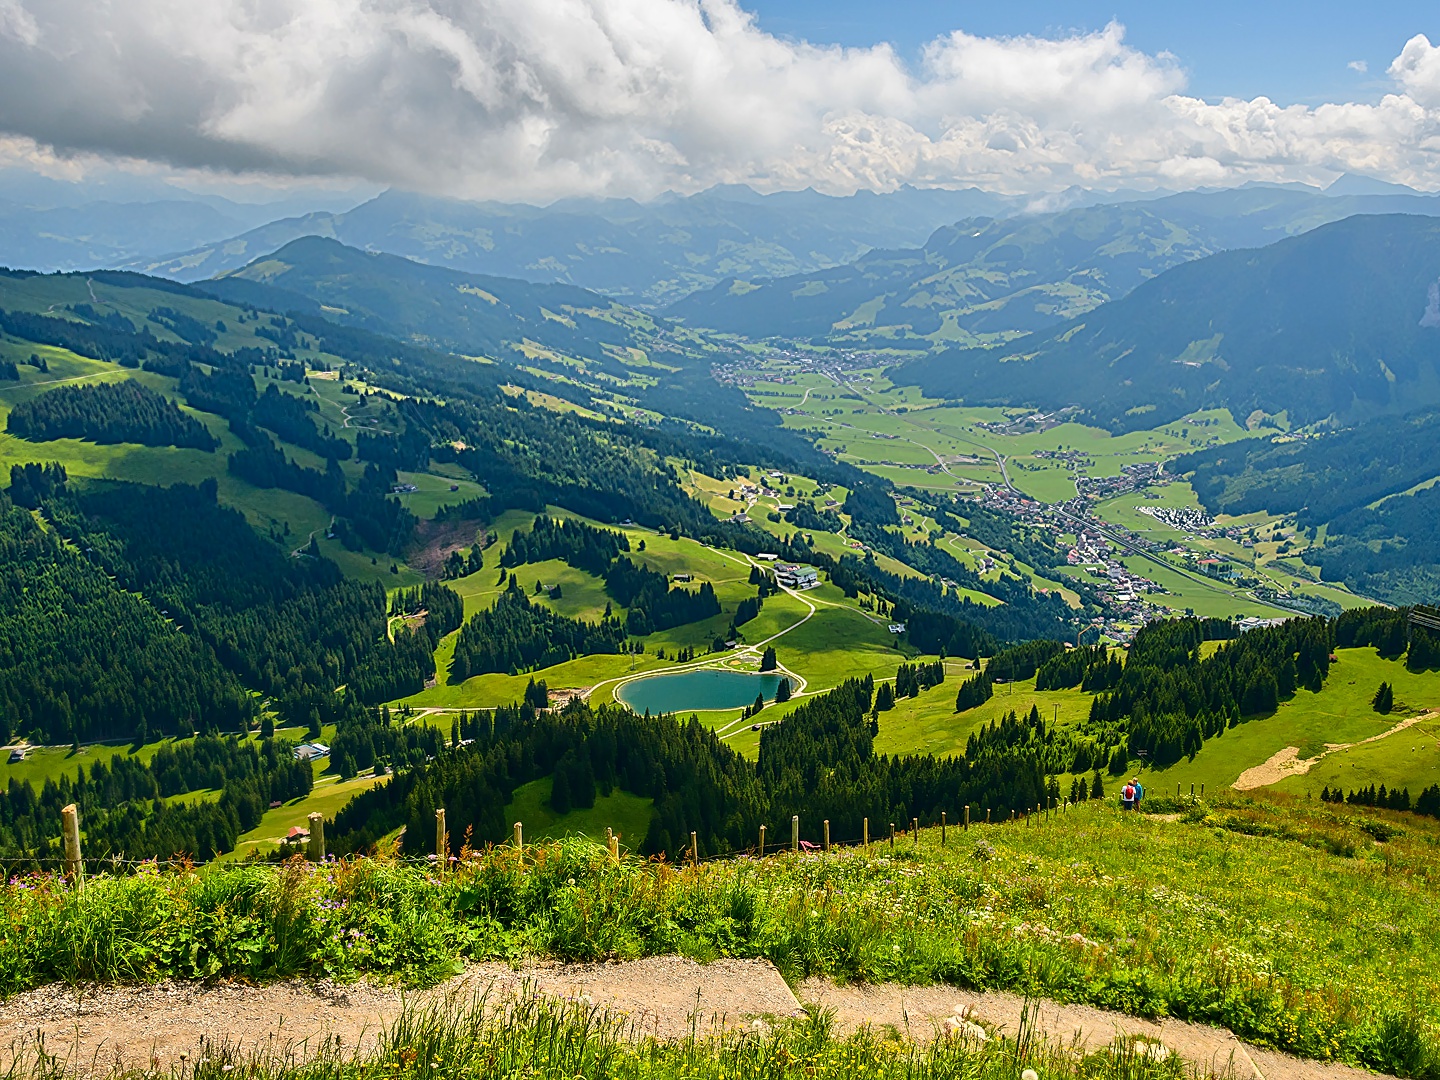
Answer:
xmin=503 ymin=775 xmax=654 ymax=849
xmin=1141 ymin=648 xmax=1440 ymax=796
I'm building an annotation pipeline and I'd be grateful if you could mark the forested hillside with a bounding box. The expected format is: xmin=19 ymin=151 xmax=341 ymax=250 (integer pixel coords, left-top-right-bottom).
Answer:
xmin=1175 ymin=409 xmax=1440 ymax=603
xmin=671 ymin=186 xmax=1440 ymax=348
xmin=328 ymin=601 xmax=1438 ymax=861
xmin=0 ymin=486 xmax=252 ymax=746
xmin=896 ymin=215 xmax=1440 ymax=431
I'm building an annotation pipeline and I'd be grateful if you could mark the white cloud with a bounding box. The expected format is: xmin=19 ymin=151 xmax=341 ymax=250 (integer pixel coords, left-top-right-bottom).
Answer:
xmin=0 ymin=1 xmax=1436 ymax=199
xmin=1348 ymin=60 xmax=1368 ymax=73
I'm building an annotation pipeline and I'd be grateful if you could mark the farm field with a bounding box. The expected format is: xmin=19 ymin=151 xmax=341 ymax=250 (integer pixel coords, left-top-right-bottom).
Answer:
xmin=225 ymin=771 xmax=385 ymax=861
xmin=737 ymin=361 xmax=1346 ymax=621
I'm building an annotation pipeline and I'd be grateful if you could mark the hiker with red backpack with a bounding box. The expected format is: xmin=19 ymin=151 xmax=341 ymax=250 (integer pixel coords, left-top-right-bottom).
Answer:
xmin=1121 ymin=779 xmax=1137 ymax=811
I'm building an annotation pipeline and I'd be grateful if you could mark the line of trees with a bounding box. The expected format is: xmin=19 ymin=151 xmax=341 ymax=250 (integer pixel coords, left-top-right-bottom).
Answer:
xmin=330 ymin=677 xmax=1073 ymax=861
xmin=7 ymin=380 xmax=219 ymax=450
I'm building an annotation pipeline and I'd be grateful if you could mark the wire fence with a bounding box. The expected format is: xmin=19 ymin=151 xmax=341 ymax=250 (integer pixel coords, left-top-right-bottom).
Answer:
xmin=5 ymin=796 xmax=1106 ymax=882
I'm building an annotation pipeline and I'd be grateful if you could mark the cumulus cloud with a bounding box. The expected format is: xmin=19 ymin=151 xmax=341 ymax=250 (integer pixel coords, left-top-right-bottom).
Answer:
xmin=0 ymin=0 xmax=1436 ymax=199
xmin=1348 ymin=60 xmax=1368 ymax=73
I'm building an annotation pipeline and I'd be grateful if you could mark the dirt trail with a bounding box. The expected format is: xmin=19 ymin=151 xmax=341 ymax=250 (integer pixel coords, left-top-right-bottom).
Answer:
xmin=1233 ymin=710 xmax=1438 ymax=790
xmin=0 ymin=962 xmax=1400 ymax=1080
xmin=801 ymin=982 xmax=1384 ymax=1080
xmin=0 ymin=958 xmax=801 ymax=1074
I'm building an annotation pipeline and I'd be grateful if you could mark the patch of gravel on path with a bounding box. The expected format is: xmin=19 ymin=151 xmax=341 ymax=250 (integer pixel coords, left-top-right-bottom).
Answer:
xmin=0 ymin=958 xmax=801 ymax=1074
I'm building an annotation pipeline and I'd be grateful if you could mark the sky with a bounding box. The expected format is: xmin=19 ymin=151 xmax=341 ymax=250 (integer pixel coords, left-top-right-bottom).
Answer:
xmin=1 ymin=0 xmax=1440 ymax=203
xmin=747 ymin=1 xmax=1440 ymax=106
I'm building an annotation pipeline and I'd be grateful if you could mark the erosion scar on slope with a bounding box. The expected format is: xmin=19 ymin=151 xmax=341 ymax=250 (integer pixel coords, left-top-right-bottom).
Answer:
xmin=1232 ymin=710 xmax=1438 ymax=791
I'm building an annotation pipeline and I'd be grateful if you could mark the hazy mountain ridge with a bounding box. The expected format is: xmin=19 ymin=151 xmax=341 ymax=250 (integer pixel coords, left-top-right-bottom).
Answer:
xmin=894 ymin=214 xmax=1440 ymax=432
xmin=669 ymin=186 xmax=1440 ymax=348
xmin=128 ymin=186 xmax=1030 ymax=307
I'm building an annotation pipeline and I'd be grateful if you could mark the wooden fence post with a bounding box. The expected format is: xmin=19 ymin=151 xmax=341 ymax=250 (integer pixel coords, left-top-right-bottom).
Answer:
xmin=823 ymin=819 xmax=830 ymax=852
xmin=513 ymin=821 xmax=523 ymax=849
xmin=690 ymin=831 xmax=698 ymax=866
xmin=912 ymin=817 xmax=919 ymax=848
xmin=607 ymin=829 xmax=619 ymax=862
xmin=986 ymin=808 xmax=991 ymax=825
xmin=889 ymin=822 xmax=895 ymax=853
xmin=307 ymin=812 xmax=325 ymax=862
xmin=941 ymin=812 xmax=946 ymax=845
xmin=435 ymin=808 xmax=447 ymax=868
xmin=862 ymin=817 xmax=869 ymax=849
xmin=791 ymin=815 xmax=799 ymax=854
xmin=758 ymin=823 xmax=766 ymax=856
xmin=61 ymin=804 xmax=83 ymax=887
xmin=1201 ymin=784 xmax=1205 ymax=797
xmin=964 ymin=805 xmax=971 ymax=831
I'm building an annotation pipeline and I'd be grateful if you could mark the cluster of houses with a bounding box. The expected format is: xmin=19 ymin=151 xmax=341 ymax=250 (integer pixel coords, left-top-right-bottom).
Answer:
xmin=1075 ymin=461 xmax=1167 ymax=500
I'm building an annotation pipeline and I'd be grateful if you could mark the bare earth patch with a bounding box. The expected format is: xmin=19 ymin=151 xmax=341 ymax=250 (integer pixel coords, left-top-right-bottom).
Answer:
xmin=1233 ymin=710 xmax=1438 ymax=791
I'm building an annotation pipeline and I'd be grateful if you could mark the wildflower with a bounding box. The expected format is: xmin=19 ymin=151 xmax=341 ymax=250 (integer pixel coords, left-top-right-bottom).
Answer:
xmin=1022 ymin=1069 xmax=1039 ymax=1080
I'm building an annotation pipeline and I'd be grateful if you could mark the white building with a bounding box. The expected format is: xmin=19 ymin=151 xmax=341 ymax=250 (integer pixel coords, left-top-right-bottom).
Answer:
xmin=775 ymin=563 xmax=820 ymax=590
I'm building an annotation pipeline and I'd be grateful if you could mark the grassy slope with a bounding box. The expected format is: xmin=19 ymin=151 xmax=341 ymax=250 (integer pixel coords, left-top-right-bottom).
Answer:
xmin=504 ymin=776 xmax=654 ymax=849
xmin=7 ymin=795 xmax=1439 ymax=1077
xmin=1149 ymin=647 xmax=1440 ymax=796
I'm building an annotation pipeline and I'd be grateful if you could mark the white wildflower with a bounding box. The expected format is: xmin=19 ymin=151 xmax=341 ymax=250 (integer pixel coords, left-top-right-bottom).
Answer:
xmin=1022 ymin=1069 xmax=1040 ymax=1080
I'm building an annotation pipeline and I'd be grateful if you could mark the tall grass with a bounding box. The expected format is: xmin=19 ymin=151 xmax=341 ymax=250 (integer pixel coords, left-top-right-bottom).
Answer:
xmin=2 ymin=797 xmax=1436 ymax=1078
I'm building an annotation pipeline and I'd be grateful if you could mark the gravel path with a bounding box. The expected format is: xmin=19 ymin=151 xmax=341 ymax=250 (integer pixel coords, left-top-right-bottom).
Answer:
xmin=0 ymin=963 xmax=1397 ymax=1080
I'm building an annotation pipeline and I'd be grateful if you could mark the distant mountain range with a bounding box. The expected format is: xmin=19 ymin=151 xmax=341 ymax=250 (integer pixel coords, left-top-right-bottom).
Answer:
xmin=894 ymin=214 xmax=1440 ymax=431
xmin=669 ymin=184 xmax=1440 ymax=348
xmin=0 ymin=171 xmax=365 ymax=272
xmin=132 ymin=186 xmax=1030 ymax=308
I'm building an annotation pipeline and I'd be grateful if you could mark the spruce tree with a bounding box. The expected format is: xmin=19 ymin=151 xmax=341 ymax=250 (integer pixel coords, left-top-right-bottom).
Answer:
xmin=1372 ymin=681 xmax=1394 ymax=714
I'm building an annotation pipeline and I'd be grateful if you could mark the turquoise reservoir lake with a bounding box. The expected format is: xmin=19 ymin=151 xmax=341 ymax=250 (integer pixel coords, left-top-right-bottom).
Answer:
xmin=616 ymin=669 xmax=784 ymax=714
